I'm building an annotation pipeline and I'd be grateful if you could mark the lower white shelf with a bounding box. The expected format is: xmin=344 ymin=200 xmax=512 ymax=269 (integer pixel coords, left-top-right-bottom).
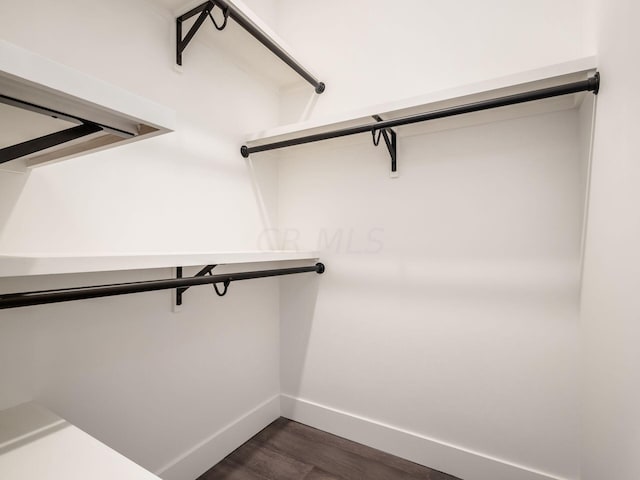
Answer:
xmin=0 ymin=251 xmax=319 ymax=278
xmin=0 ymin=402 xmax=159 ymax=480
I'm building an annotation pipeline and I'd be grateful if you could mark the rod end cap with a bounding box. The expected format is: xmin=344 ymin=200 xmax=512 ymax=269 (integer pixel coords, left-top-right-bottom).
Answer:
xmin=315 ymin=82 xmax=326 ymax=94
xmin=315 ymin=262 xmax=325 ymax=274
xmin=240 ymin=145 xmax=250 ymax=158
xmin=589 ymin=72 xmax=600 ymax=95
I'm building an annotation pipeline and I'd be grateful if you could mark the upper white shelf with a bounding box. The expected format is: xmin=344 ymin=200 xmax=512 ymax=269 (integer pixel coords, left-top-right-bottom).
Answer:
xmin=0 ymin=402 xmax=160 ymax=480
xmin=0 ymin=251 xmax=319 ymax=278
xmin=174 ymin=0 xmax=322 ymax=90
xmin=246 ymin=57 xmax=598 ymax=148
xmin=0 ymin=40 xmax=176 ymax=172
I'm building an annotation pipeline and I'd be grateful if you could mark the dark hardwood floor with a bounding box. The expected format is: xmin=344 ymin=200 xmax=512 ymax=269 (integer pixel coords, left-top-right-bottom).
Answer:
xmin=197 ymin=417 xmax=462 ymax=480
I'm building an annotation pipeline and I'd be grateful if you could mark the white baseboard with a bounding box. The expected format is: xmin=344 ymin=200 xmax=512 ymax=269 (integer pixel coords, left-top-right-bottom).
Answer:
xmin=281 ymin=394 xmax=566 ymax=480
xmin=153 ymin=394 xmax=569 ymax=480
xmin=155 ymin=395 xmax=280 ymax=480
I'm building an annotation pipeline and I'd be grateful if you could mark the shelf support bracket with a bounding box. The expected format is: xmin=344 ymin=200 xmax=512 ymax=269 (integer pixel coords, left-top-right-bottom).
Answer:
xmin=176 ymin=1 xmax=325 ymax=93
xmin=176 ymin=264 xmax=217 ymax=306
xmin=177 ymin=1 xmax=228 ymax=66
xmin=372 ymin=115 xmax=397 ymax=175
xmin=0 ymin=123 xmax=104 ymax=165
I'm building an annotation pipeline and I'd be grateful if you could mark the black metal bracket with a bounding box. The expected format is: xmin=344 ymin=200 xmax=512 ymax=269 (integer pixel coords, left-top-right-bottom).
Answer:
xmin=176 ymin=1 xmax=325 ymax=93
xmin=176 ymin=2 xmax=228 ymax=66
xmin=176 ymin=264 xmax=219 ymax=306
xmin=0 ymin=123 xmax=104 ymax=165
xmin=372 ymin=115 xmax=397 ymax=174
xmin=0 ymin=93 xmax=136 ymax=165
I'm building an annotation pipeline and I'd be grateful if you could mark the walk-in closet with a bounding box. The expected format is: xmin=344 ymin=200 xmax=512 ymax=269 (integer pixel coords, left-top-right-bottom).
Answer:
xmin=0 ymin=1 xmax=637 ymax=480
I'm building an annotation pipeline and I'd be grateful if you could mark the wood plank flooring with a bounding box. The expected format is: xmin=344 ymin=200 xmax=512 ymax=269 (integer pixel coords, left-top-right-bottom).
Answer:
xmin=197 ymin=417 xmax=462 ymax=480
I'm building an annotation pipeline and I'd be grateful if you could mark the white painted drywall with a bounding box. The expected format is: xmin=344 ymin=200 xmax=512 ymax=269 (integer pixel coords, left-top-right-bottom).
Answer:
xmin=0 ymin=0 xmax=284 ymax=477
xmin=275 ymin=1 xmax=594 ymax=478
xmin=580 ymin=0 xmax=640 ymax=479
xmin=278 ymin=110 xmax=585 ymax=480
xmin=0 ymin=0 xmax=280 ymax=254
xmin=0 ymin=1 xmax=621 ymax=479
xmin=275 ymin=0 xmax=594 ymax=124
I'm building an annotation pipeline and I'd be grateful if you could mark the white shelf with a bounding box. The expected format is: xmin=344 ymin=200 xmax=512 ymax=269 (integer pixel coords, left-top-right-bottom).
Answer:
xmin=0 ymin=402 xmax=160 ymax=480
xmin=0 ymin=251 xmax=320 ymax=278
xmin=0 ymin=40 xmax=176 ymax=172
xmin=246 ymin=57 xmax=598 ymax=148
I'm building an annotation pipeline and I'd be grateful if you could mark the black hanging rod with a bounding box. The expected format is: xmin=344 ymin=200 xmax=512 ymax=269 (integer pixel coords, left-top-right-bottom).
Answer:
xmin=177 ymin=0 xmax=325 ymax=94
xmin=241 ymin=73 xmax=600 ymax=158
xmin=0 ymin=263 xmax=325 ymax=310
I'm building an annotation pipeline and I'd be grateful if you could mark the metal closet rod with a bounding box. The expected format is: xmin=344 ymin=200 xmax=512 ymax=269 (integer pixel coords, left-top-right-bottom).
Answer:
xmin=0 ymin=263 xmax=325 ymax=310
xmin=177 ymin=0 xmax=325 ymax=94
xmin=241 ymin=73 xmax=600 ymax=158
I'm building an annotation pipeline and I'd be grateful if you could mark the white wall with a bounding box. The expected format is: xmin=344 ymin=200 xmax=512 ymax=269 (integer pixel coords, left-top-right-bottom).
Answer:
xmin=275 ymin=1 xmax=593 ymax=479
xmin=276 ymin=0 xmax=593 ymax=123
xmin=0 ymin=265 xmax=281 ymax=475
xmin=0 ymin=0 xmax=279 ymax=254
xmin=278 ymin=110 xmax=585 ymax=480
xmin=580 ymin=0 xmax=640 ymax=479
xmin=3 ymin=2 xmax=628 ymax=480
xmin=0 ymin=0 xmax=283 ymax=478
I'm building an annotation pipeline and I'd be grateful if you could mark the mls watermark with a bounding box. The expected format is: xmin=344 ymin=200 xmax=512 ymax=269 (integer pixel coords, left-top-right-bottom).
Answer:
xmin=257 ymin=227 xmax=384 ymax=254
